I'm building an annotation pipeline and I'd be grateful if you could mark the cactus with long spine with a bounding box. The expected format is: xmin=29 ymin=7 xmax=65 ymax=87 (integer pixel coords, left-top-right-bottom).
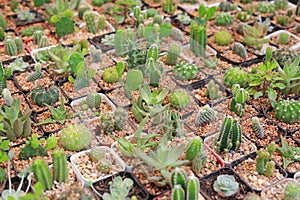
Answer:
xmin=52 ymin=149 xmax=67 ymax=183
xmin=86 ymin=92 xmax=101 ymax=108
xmin=31 ymin=85 xmax=59 ymax=106
xmin=195 ymin=105 xmax=217 ymax=126
xmin=174 ymin=62 xmax=198 ymax=81
xmin=32 ymin=158 xmax=53 ymax=190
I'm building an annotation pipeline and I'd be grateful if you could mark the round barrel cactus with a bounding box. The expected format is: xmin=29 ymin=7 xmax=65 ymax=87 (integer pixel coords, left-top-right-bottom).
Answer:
xmin=275 ymin=99 xmax=300 ymax=124
xmin=31 ymin=85 xmax=59 ymax=106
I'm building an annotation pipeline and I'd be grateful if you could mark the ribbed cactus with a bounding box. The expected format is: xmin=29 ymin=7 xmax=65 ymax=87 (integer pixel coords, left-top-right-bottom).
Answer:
xmin=115 ymin=29 xmax=126 ymax=57
xmin=2 ymin=88 xmax=12 ymax=106
xmin=215 ymin=116 xmax=242 ymax=153
xmin=264 ymin=161 xmax=275 ymax=178
xmin=174 ymin=61 xmax=198 ymax=81
xmin=165 ymin=43 xmax=181 ymax=65
xmin=100 ymin=113 xmax=114 ymax=133
xmin=190 ymin=21 xmax=206 ymax=57
xmin=206 ymin=80 xmax=221 ymax=100
xmin=97 ymin=15 xmax=106 ymax=30
xmin=170 ymin=167 xmax=188 ymax=189
xmin=84 ymin=11 xmax=97 ymax=34
xmin=186 ymin=176 xmax=200 ymax=200
xmin=32 ymin=158 xmax=53 ymax=190
xmin=102 ymin=67 xmax=119 ymax=83
xmin=113 ymin=107 xmax=128 ymax=131
xmin=88 ymin=146 xmax=105 ymax=162
xmin=147 ymin=58 xmax=164 ymax=87
xmin=147 ymin=43 xmax=158 ymax=60
xmin=172 ymin=185 xmax=185 ymax=200
xmin=52 ymin=149 xmax=68 ymax=183
xmin=97 ymin=158 xmax=112 ymax=173
xmin=4 ymin=37 xmax=18 ymax=56
xmin=256 ymin=148 xmax=271 ymax=175
xmin=38 ymin=35 xmax=49 ymax=48
xmin=60 ymin=124 xmax=91 ymax=151
xmin=0 ymin=13 xmax=6 ymax=30
xmin=215 ymin=12 xmax=234 ymax=26
xmin=224 ymin=67 xmax=249 ymax=88
xmin=162 ymin=0 xmax=177 ymax=14
xmin=185 ymin=137 xmax=202 ymax=161
xmin=33 ymin=30 xmax=44 ymax=45
xmin=195 ymin=105 xmax=217 ymax=126
xmin=170 ymin=90 xmax=191 ymax=110
xmin=252 ymin=117 xmax=264 ymax=139
xmin=283 ymin=182 xmax=300 ymax=200
xmin=86 ymin=92 xmax=101 ymax=108
xmin=192 ymin=155 xmax=205 ymax=174
xmin=230 ymin=84 xmax=249 ymax=117
xmin=31 ymin=85 xmax=59 ymax=106
xmin=275 ymin=99 xmax=300 ymax=124
xmin=0 ymin=27 xmax=5 ymax=41
xmin=14 ymin=37 xmax=24 ymax=54
xmin=26 ymin=63 xmax=44 ymax=82
xmin=232 ymin=42 xmax=248 ymax=59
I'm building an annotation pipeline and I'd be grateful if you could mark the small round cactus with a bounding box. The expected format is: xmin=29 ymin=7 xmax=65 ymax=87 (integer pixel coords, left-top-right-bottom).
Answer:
xmin=195 ymin=105 xmax=217 ymax=126
xmin=275 ymin=99 xmax=300 ymax=124
xmin=113 ymin=107 xmax=128 ymax=131
xmin=170 ymin=90 xmax=191 ymax=110
xmin=100 ymin=113 xmax=114 ymax=133
xmin=60 ymin=124 xmax=91 ymax=151
xmin=224 ymin=67 xmax=249 ymax=88
xmin=102 ymin=67 xmax=119 ymax=83
xmin=88 ymin=146 xmax=105 ymax=161
xmin=97 ymin=158 xmax=112 ymax=173
xmin=174 ymin=61 xmax=198 ymax=81
xmin=215 ymin=30 xmax=232 ymax=46
xmin=214 ymin=12 xmax=234 ymax=26
xmin=31 ymin=85 xmax=59 ymax=106
xmin=86 ymin=92 xmax=101 ymax=108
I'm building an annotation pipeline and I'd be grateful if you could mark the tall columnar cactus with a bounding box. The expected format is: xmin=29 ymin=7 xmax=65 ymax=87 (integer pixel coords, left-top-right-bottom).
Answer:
xmin=174 ymin=61 xmax=198 ymax=81
xmin=100 ymin=113 xmax=114 ymax=133
xmin=215 ymin=116 xmax=242 ymax=153
xmin=195 ymin=105 xmax=217 ymax=126
xmin=146 ymin=58 xmax=164 ymax=87
xmin=230 ymin=84 xmax=249 ymax=117
xmin=0 ymin=13 xmax=7 ymax=30
xmin=206 ymin=80 xmax=221 ymax=100
xmin=186 ymin=176 xmax=200 ymax=200
xmin=86 ymin=92 xmax=101 ymax=108
xmin=32 ymin=158 xmax=53 ymax=190
xmin=232 ymin=42 xmax=248 ymax=59
xmin=252 ymin=117 xmax=264 ymax=139
xmin=165 ymin=43 xmax=181 ymax=65
xmin=31 ymin=85 xmax=59 ymax=106
xmin=60 ymin=124 xmax=92 ymax=151
xmin=4 ymin=37 xmax=18 ymax=56
xmin=192 ymin=155 xmax=206 ymax=174
xmin=224 ymin=67 xmax=249 ymax=88
xmin=115 ymin=29 xmax=126 ymax=57
xmin=185 ymin=137 xmax=202 ymax=161
xmin=84 ymin=11 xmax=97 ymax=34
xmin=190 ymin=21 xmax=207 ymax=57
xmin=14 ymin=37 xmax=24 ymax=54
xmin=172 ymin=185 xmax=185 ymax=200
xmin=33 ymin=30 xmax=44 ymax=45
xmin=113 ymin=107 xmax=128 ymax=131
xmin=52 ymin=149 xmax=68 ymax=183
xmin=38 ymin=35 xmax=49 ymax=48
xmin=170 ymin=167 xmax=188 ymax=189
xmin=275 ymin=99 xmax=300 ymax=124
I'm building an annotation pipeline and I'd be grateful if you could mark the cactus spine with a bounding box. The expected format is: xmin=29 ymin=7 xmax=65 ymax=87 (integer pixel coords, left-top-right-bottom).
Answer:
xmin=172 ymin=185 xmax=185 ymax=200
xmin=186 ymin=176 xmax=200 ymax=200
xmin=190 ymin=21 xmax=207 ymax=57
xmin=32 ymin=158 xmax=53 ymax=190
xmin=84 ymin=11 xmax=97 ymax=34
xmin=252 ymin=117 xmax=264 ymax=139
xmin=165 ymin=43 xmax=181 ymax=65
xmin=34 ymin=30 xmax=44 ymax=45
xmin=195 ymin=105 xmax=216 ymax=126
xmin=232 ymin=42 xmax=248 ymax=59
xmin=14 ymin=37 xmax=24 ymax=54
xmin=185 ymin=137 xmax=202 ymax=161
xmin=275 ymin=99 xmax=300 ymax=124
xmin=100 ymin=113 xmax=114 ymax=133
xmin=115 ymin=29 xmax=126 ymax=57
xmin=38 ymin=35 xmax=49 ymax=48
xmin=4 ymin=37 xmax=18 ymax=56
xmin=52 ymin=149 xmax=68 ymax=183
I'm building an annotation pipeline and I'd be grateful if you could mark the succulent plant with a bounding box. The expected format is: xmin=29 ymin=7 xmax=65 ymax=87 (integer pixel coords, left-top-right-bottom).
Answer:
xmin=162 ymin=0 xmax=177 ymax=14
xmin=278 ymin=32 xmax=290 ymax=45
xmin=274 ymin=0 xmax=288 ymax=10
xmin=244 ymin=193 xmax=262 ymax=200
xmin=174 ymin=61 xmax=198 ymax=81
xmin=230 ymin=84 xmax=249 ymax=117
xmin=2 ymin=88 xmax=12 ymax=106
xmin=190 ymin=21 xmax=206 ymax=57
xmin=256 ymin=1 xmax=275 ymax=14
xmin=185 ymin=137 xmax=202 ymax=161
xmin=0 ymin=13 xmax=6 ymax=30
xmin=38 ymin=35 xmax=49 ymax=48
xmin=52 ymin=149 xmax=68 ymax=183
xmin=252 ymin=117 xmax=264 ymax=139
xmin=275 ymin=99 xmax=300 ymax=124
xmin=214 ymin=30 xmax=232 ymax=46
xmin=90 ymin=45 xmax=102 ymax=63
xmin=170 ymin=167 xmax=188 ymax=189
xmin=283 ymin=182 xmax=300 ymax=200
xmin=170 ymin=90 xmax=191 ymax=110
xmin=31 ymin=85 xmax=60 ymax=107
xmin=102 ymin=67 xmax=119 ymax=83
xmin=0 ymin=27 xmax=4 ymax=41
xmin=113 ymin=107 xmax=128 ymax=131
xmin=171 ymin=28 xmax=184 ymax=42
xmin=206 ymin=80 xmax=221 ymax=100
xmin=33 ymin=30 xmax=44 ymax=45
xmin=195 ymin=105 xmax=217 ymax=127
xmin=275 ymin=13 xmax=295 ymax=28
xmin=256 ymin=148 xmax=275 ymax=178
xmin=102 ymin=176 xmax=135 ymax=200
xmin=241 ymin=22 xmax=270 ymax=50
xmin=176 ymin=14 xmax=191 ymax=25
xmin=213 ymin=174 xmax=239 ymax=197
xmin=17 ymin=10 xmax=36 ymax=21
xmin=273 ymin=48 xmax=299 ymax=67
xmin=60 ymin=124 xmax=91 ymax=151
xmin=26 ymin=63 xmax=44 ymax=82
xmin=224 ymin=67 xmax=249 ymax=88
xmin=165 ymin=43 xmax=181 ymax=65
xmin=88 ymin=146 xmax=105 ymax=161
xmin=219 ymin=2 xmax=237 ymax=11
xmin=32 ymin=158 xmax=53 ymax=190
xmin=97 ymin=158 xmax=112 ymax=173
xmin=215 ymin=12 xmax=234 ymax=26
xmin=83 ymin=11 xmax=97 ymax=34
xmin=100 ymin=112 xmax=115 ymax=133
xmin=4 ymin=37 xmax=18 ymax=56
xmin=86 ymin=92 xmax=101 ymax=108
xmin=232 ymin=42 xmax=248 ymax=59
xmin=115 ymin=29 xmax=126 ymax=57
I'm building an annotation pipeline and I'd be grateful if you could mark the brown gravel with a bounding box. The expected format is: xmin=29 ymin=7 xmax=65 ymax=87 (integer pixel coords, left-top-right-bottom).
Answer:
xmin=266 ymin=110 xmax=300 ymax=132
xmin=61 ymin=80 xmax=101 ymax=100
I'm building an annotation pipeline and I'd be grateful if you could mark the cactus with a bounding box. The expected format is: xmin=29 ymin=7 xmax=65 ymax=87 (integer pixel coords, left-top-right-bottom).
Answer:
xmin=102 ymin=67 xmax=119 ymax=83
xmin=90 ymin=45 xmax=102 ymax=63
xmin=206 ymin=80 xmax=221 ymax=100
xmin=97 ymin=15 xmax=106 ymax=30
xmin=147 ymin=59 xmax=164 ymax=87
xmin=171 ymin=28 xmax=184 ymax=42
xmin=0 ymin=27 xmax=5 ymax=41
xmin=172 ymin=185 xmax=185 ymax=200
xmin=273 ymin=48 xmax=299 ymax=67
xmin=190 ymin=22 xmax=206 ymax=57
xmin=275 ymin=99 xmax=300 ymax=124
xmin=100 ymin=113 xmax=114 ymax=133
xmin=186 ymin=176 xmax=199 ymax=200
xmin=278 ymin=32 xmax=289 ymax=45
xmin=88 ymin=146 xmax=105 ymax=161
xmin=283 ymin=182 xmax=300 ymax=200
xmin=219 ymin=2 xmax=237 ymax=11
xmin=215 ymin=116 xmax=242 ymax=153
xmin=224 ymin=67 xmax=249 ymax=88
xmin=185 ymin=137 xmax=202 ymax=161
xmin=55 ymin=17 xmax=75 ymax=38
xmin=214 ymin=30 xmax=232 ymax=46
xmin=230 ymin=84 xmax=249 ymax=117
xmin=162 ymin=0 xmax=177 ymax=14
xmin=31 ymin=85 xmax=59 ymax=106
xmin=165 ymin=43 xmax=181 ymax=65
xmin=170 ymin=167 xmax=188 ymax=188
xmin=113 ymin=107 xmax=128 ymax=131
xmin=256 ymin=1 xmax=275 ymax=14
xmin=33 ymin=30 xmax=44 ymax=45
xmin=4 ymin=37 xmax=18 ymax=56
xmin=83 ymin=11 xmax=97 ymax=34
xmin=0 ymin=13 xmax=6 ymax=30
xmin=86 ymin=92 xmax=101 ymax=108
xmin=14 ymin=37 xmax=24 ymax=54
xmin=192 ymin=154 xmax=207 ymax=174
xmin=32 ymin=158 xmax=53 ymax=190
xmin=115 ymin=29 xmax=126 ymax=57
xmin=78 ymin=6 xmax=91 ymax=20
xmin=38 ymin=35 xmax=49 ymax=48
xmin=52 ymin=149 xmax=67 ymax=183
xmin=26 ymin=63 xmax=44 ymax=82
xmin=232 ymin=42 xmax=248 ymax=59
xmin=170 ymin=90 xmax=191 ymax=110
xmin=264 ymin=161 xmax=275 ymax=178
xmin=256 ymin=148 xmax=271 ymax=175
xmin=275 ymin=0 xmax=288 ymax=10
xmin=97 ymin=158 xmax=112 ymax=173
xmin=195 ymin=105 xmax=217 ymax=126
xmin=252 ymin=117 xmax=264 ymax=139
xmin=0 ymin=62 xmax=12 ymax=93
xmin=60 ymin=124 xmax=91 ymax=151
xmin=215 ymin=12 xmax=234 ymax=26
xmin=153 ymin=15 xmax=162 ymax=25
xmin=174 ymin=61 xmax=198 ymax=81
xmin=213 ymin=175 xmax=239 ymax=197
xmin=2 ymin=88 xmax=12 ymax=106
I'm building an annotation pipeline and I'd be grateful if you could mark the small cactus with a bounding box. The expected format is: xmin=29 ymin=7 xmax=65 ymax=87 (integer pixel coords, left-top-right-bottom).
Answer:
xmin=14 ymin=37 xmax=24 ymax=54
xmin=283 ymin=182 xmax=300 ymax=200
xmin=26 ymin=63 xmax=44 ymax=82
xmin=97 ymin=158 xmax=112 ymax=173
xmin=38 ymin=35 xmax=49 ymax=48
xmin=214 ymin=30 xmax=232 ymax=46
xmin=206 ymin=80 xmax=221 ymax=100
xmin=165 ymin=43 xmax=181 ymax=65
xmin=113 ymin=107 xmax=128 ymax=131
xmin=90 ymin=45 xmax=102 ymax=63
xmin=275 ymin=99 xmax=300 ymax=124
xmin=264 ymin=161 xmax=275 ymax=178
xmin=33 ymin=30 xmax=44 ymax=45
xmin=4 ymin=37 xmax=18 ymax=56
xmin=170 ymin=167 xmax=188 ymax=188
xmin=32 ymin=158 xmax=53 ymax=190
xmin=100 ymin=112 xmax=114 ymax=133
xmin=230 ymin=84 xmax=249 ymax=117
xmin=52 ymin=149 xmax=68 ymax=183
xmin=174 ymin=61 xmax=198 ymax=81
xmin=186 ymin=176 xmax=200 ymax=200
xmin=252 ymin=117 xmax=264 ymax=139
xmin=256 ymin=148 xmax=271 ymax=175
xmin=97 ymin=15 xmax=106 ymax=30
xmin=278 ymin=32 xmax=289 ymax=45
xmin=102 ymin=67 xmax=119 ymax=83
xmin=170 ymin=90 xmax=191 ymax=110
xmin=195 ymin=105 xmax=217 ymax=126
xmin=115 ymin=29 xmax=126 ymax=57
xmin=185 ymin=137 xmax=202 ymax=161
xmin=215 ymin=12 xmax=234 ymax=26
xmin=190 ymin=22 xmax=206 ymax=57
xmin=171 ymin=28 xmax=184 ymax=42
xmin=224 ymin=67 xmax=249 ymax=88
xmin=0 ymin=27 xmax=5 ymax=41
xmin=232 ymin=42 xmax=248 ymax=59
xmin=88 ymin=146 xmax=105 ymax=161
xmin=172 ymin=185 xmax=185 ymax=200
xmin=31 ymin=85 xmax=59 ymax=106
xmin=192 ymin=154 xmax=206 ymax=174
xmin=86 ymin=92 xmax=101 ymax=108
xmin=83 ymin=11 xmax=97 ymax=34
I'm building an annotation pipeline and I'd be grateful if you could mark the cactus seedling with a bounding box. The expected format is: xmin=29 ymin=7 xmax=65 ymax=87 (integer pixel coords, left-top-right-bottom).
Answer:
xmin=32 ymin=158 xmax=53 ymax=190
xmin=206 ymin=80 xmax=221 ymax=100
xmin=170 ymin=90 xmax=191 ymax=110
xmin=102 ymin=67 xmax=119 ymax=83
xmin=252 ymin=117 xmax=264 ymax=139
xmin=86 ymin=92 xmax=101 ymax=109
xmin=185 ymin=137 xmax=202 ymax=161
xmin=195 ymin=105 xmax=217 ymax=127
xmin=174 ymin=62 xmax=198 ymax=81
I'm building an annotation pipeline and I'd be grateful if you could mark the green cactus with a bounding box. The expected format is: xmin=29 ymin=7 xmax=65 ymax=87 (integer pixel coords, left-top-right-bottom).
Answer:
xmin=273 ymin=48 xmax=299 ymax=67
xmin=88 ymin=146 xmax=105 ymax=162
xmin=170 ymin=167 xmax=188 ymax=189
xmin=213 ymin=174 xmax=239 ymax=197
xmin=215 ymin=116 xmax=242 ymax=153
xmin=84 ymin=11 xmax=97 ymax=34
xmin=256 ymin=1 xmax=275 ymax=14
xmin=97 ymin=158 xmax=112 ymax=173
xmin=195 ymin=105 xmax=217 ymax=127
xmin=113 ymin=107 xmax=128 ymax=131
xmin=283 ymin=182 xmax=300 ymax=200
xmin=0 ymin=62 xmax=12 ymax=93
xmin=153 ymin=15 xmax=162 ymax=25
xmin=0 ymin=13 xmax=6 ymax=30
xmin=256 ymin=148 xmax=271 ymax=175
xmin=31 ymin=85 xmax=60 ymax=107
xmin=232 ymin=42 xmax=248 ymax=59
xmin=171 ymin=28 xmax=184 ymax=42
xmin=14 ymin=37 xmax=24 ymax=54
xmin=190 ymin=22 xmax=206 ymax=57
xmin=52 ymin=149 xmax=67 ymax=183
xmin=215 ymin=12 xmax=234 ymax=26
xmin=55 ymin=17 xmax=75 ymax=38
xmin=278 ymin=32 xmax=290 ymax=45
xmin=170 ymin=90 xmax=191 ymax=110
xmin=90 ymin=45 xmax=102 ymax=63
xmin=33 ymin=30 xmax=44 ymax=45
xmin=185 ymin=137 xmax=202 ymax=161
xmin=264 ymin=161 xmax=275 ymax=178
xmin=26 ymin=63 xmax=44 ymax=82
xmin=146 ymin=58 xmax=164 ymax=87
xmin=252 ymin=117 xmax=264 ymax=139
xmin=219 ymin=2 xmax=237 ymax=11
xmin=186 ymin=176 xmax=199 ymax=200
xmin=165 ymin=43 xmax=181 ymax=65
xmin=275 ymin=99 xmax=300 ymax=124
xmin=115 ymin=29 xmax=126 ymax=57
xmin=162 ymin=0 xmax=177 ymax=14
xmin=2 ymin=88 xmax=12 ymax=106
xmin=4 ymin=37 xmax=18 ymax=56
xmin=206 ymin=80 xmax=221 ymax=100
xmin=32 ymin=158 xmax=53 ymax=190
xmin=38 ymin=35 xmax=49 ymax=48
xmin=78 ymin=6 xmax=91 ymax=20
xmin=230 ymin=84 xmax=249 ymax=117
xmin=97 ymin=15 xmax=106 ymax=30
xmin=0 ymin=27 xmax=5 ymax=41
xmin=172 ymin=185 xmax=185 ymax=200
xmin=102 ymin=67 xmax=119 ymax=83
xmin=297 ymin=1 xmax=300 ymax=16
xmin=100 ymin=113 xmax=114 ymax=133
xmin=244 ymin=193 xmax=262 ymax=200
xmin=275 ymin=0 xmax=288 ymax=10
xmin=174 ymin=62 xmax=198 ymax=81
xmin=86 ymin=92 xmax=101 ymax=108
xmin=192 ymin=154 xmax=207 ymax=174
xmin=224 ymin=67 xmax=249 ymax=88
xmin=214 ymin=30 xmax=232 ymax=46
xmin=60 ymin=124 xmax=91 ymax=151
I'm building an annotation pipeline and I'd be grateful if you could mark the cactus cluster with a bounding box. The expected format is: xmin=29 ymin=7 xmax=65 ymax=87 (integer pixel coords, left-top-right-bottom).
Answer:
xmin=214 ymin=30 xmax=232 ymax=46
xmin=190 ymin=21 xmax=206 ymax=57
xmin=275 ymin=99 xmax=300 ymax=124
xmin=52 ymin=149 xmax=68 ymax=183
xmin=224 ymin=67 xmax=249 ymax=88
xmin=206 ymin=80 xmax=221 ymax=100
xmin=213 ymin=174 xmax=239 ymax=197
xmin=162 ymin=0 xmax=177 ymax=14
xmin=252 ymin=117 xmax=264 ymax=139
xmin=83 ymin=11 xmax=106 ymax=34
xmin=214 ymin=12 xmax=234 ymax=26
xmin=230 ymin=84 xmax=249 ymax=117
xmin=33 ymin=30 xmax=44 ymax=45
xmin=100 ymin=108 xmax=128 ymax=133
xmin=4 ymin=36 xmax=24 ymax=56
xmin=145 ymin=44 xmax=164 ymax=87
xmin=275 ymin=12 xmax=295 ymax=28
xmin=232 ymin=42 xmax=248 ymax=59
xmin=171 ymin=168 xmax=200 ymax=200
xmin=31 ymin=85 xmax=60 ymax=106
xmin=165 ymin=43 xmax=181 ymax=65
xmin=195 ymin=105 xmax=217 ymax=127
xmin=255 ymin=145 xmax=276 ymax=178
xmin=0 ymin=62 xmax=12 ymax=93
xmin=60 ymin=124 xmax=92 ymax=151
xmin=185 ymin=137 xmax=207 ymax=174
xmin=174 ymin=61 xmax=198 ymax=81
xmin=170 ymin=90 xmax=191 ymax=110
xmin=215 ymin=116 xmax=242 ymax=153
xmin=26 ymin=63 xmax=45 ymax=82
xmin=256 ymin=1 xmax=275 ymax=14
xmin=86 ymin=92 xmax=101 ymax=108
xmin=88 ymin=146 xmax=112 ymax=173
